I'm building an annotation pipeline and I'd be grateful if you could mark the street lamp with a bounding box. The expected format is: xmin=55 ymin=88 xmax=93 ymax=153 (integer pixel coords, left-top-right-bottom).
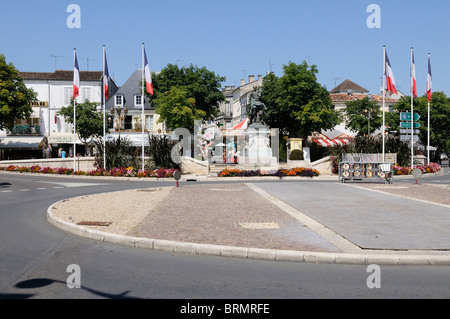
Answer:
xmin=109 ymin=106 xmax=128 ymax=137
xmin=362 ymin=108 xmax=377 ymax=136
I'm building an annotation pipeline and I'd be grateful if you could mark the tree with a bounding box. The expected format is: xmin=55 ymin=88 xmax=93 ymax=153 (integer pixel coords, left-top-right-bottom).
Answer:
xmin=59 ymin=99 xmax=103 ymax=155
xmin=155 ymin=87 xmax=206 ymax=131
xmin=260 ymin=61 xmax=341 ymax=140
xmin=149 ymin=63 xmax=225 ymax=126
xmin=0 ymin=54 xmax=36 ymax=131
xmin=344 ymin=97 xmax=382 ymax=136
xmin=391 ymin=92 xmax=450 ymax=161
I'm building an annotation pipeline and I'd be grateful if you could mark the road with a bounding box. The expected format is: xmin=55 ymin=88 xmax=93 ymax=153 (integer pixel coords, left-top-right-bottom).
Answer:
xmin=0 ymin=172 xmax=449 ymax=302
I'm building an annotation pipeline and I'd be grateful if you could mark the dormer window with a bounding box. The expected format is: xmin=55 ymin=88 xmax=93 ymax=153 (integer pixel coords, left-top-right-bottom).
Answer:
xmin=135 ymin=95 xmax=143 ymax=106
xmin=115 ymin=95 xmax=123 ymax=106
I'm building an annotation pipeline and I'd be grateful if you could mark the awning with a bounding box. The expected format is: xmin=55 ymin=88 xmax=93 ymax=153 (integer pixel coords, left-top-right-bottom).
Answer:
xmin=0 ymin=136 xmax=45 ymax=149
xmin=48 ymin=133 xmax=84 ymax=145
xmin=312 ymin=138 xmax=351 ymax=147
xmin=232 ymin=118 xmax=249 ymax=130
xmin=104 ymin=133 xmax=150 ymax=147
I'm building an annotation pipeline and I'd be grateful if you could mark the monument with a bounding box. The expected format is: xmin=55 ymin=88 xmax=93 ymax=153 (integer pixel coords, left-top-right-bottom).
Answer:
xmin=240 ymin=88 xmax=278 ymax=169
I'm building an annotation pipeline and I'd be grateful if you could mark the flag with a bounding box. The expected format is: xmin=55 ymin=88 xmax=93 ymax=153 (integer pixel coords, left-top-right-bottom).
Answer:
xmin=427 ymin=54 xmax=432 ymax=102
xmin=411 ymin=50 xmax=417 ymax=98
xmin=143 ymin=47 xmax=154 ymax=95
xmin=384 ymin=49 xmax=397 ymax=94
xmin=73 ymin=51 xmax=80 ymax=99
xmin=103 ymin=49 xmax=110 ymax=100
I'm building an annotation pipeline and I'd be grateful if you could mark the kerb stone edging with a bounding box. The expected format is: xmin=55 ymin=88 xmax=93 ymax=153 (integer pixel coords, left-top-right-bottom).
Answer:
xmin=46 ymin=200 xmax=450 ymax=266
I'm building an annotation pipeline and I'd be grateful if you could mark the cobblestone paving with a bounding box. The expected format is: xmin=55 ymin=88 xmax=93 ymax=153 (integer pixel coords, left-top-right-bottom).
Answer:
xmin=128 ymin=183 xmax=340 ymax=253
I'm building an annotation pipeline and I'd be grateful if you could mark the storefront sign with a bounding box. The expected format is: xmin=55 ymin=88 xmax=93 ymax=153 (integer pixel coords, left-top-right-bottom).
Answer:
xmin=31 ymin=101 xmax=49 ymax=107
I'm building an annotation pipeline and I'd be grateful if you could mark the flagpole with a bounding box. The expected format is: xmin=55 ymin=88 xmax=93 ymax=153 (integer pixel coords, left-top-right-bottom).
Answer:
xmin=73 ymin=48 xmax=77 ymax=172
xmin=103 ymin=45 xmax=106 ymax=170
xmin=142 ymin=43 xmax=145 ymax=172
xmin=427 ymin=53 xmax=431 ymax=166
xmin=411 ymin=47 xmax=414 ymax=169
xmin=382 ymin=45 xmax=386 ymax=162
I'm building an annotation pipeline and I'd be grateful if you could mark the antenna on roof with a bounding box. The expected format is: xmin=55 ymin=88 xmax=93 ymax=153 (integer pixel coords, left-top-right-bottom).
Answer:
xmin=241 ymin=69 xmax=249 ymax=79
xmin=50 ymin=55 xmax=65 ymax=71
xmin=333 ymin=77 xmax=342 ymax=87
xmin=80 ymin=57 xmax=97 ymax=71
xmin=269 ymin=59 xmax=276 ymax=73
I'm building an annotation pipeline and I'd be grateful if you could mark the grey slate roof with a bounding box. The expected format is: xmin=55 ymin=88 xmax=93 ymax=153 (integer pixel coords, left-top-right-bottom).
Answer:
xmin=105 ymin=69 xmax=153 ymax=111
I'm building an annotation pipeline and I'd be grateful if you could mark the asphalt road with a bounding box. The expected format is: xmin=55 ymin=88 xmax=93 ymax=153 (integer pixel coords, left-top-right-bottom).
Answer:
xmin=0 ymin=173 xmax=449 ymax=302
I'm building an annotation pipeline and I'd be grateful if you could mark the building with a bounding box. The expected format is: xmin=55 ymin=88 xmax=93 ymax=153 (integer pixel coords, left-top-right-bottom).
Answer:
xmin=105 ymin=69 xmax=165 ymax=145
xmin=330 ymin=79 xmax=398 ymax=113
xmin=231 ymin=75 xmax=263 ymax=127
xmin=0 ymin=70 xmax=116 ymax=160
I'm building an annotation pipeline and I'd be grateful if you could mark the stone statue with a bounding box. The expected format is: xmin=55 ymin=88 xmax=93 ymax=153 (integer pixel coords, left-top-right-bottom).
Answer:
xmin=248 ymin=88 xmax=266 ymax=124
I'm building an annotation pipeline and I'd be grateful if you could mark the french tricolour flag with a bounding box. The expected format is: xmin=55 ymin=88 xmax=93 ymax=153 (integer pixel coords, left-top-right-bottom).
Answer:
xmin=427 ymin=54 xmax=432 ymax=102
xmin=411 ymin=49 xmax=417 ymax=98
xmin=384 ymin=49 xmax=397 ymax=94
xmin=143 ymin=47 xmax=154 ymax=95
xmin=73 ymin=50 xmax=80 ymax=99
xmin=103 ymin=49 xmax=110 ymax=100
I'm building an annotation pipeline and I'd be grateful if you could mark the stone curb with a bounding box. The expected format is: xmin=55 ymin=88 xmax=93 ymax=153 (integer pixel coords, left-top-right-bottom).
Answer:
xmin=46 ymin=199 xmax=450 ymax=266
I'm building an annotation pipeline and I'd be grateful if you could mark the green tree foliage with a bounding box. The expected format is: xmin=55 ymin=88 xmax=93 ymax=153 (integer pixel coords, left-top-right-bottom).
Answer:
xmin=343 ymin=97 xmax=382 ymax=136
xmin=155 ymin=87 xmax=206 ymax=131
xmin=260 ymin=61 xmax=341 ymax=140
xmin=149 ymin=63 xmax=225 ymax=128
xmin=0 ymin=54 xmax=36 ymax=131
xmin=390 ymin=92 xmax=450 ymax=159
xmin=59 ymin=99 xmax=103 ymax=154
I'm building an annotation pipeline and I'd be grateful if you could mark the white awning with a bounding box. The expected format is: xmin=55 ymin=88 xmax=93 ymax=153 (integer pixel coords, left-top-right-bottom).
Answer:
xmin=0 ymin=136 xmax=45 ymax=149
xmin=104 ymin=133 xmax=150 ymax=147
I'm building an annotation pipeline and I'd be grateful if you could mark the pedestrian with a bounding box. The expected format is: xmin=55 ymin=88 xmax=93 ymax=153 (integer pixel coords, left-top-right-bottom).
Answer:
xmin=61 ymin=149 xmax=66 ymax=158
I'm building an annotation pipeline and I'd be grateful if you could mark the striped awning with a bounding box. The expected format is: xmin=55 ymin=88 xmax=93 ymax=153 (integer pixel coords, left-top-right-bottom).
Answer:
xmin=313 ymin=138 xmax=351 ymax=147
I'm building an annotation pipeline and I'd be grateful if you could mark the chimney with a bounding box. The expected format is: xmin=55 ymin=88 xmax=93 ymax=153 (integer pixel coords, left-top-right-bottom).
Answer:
xmin=248 ymin=75 xmax=255 ymax=83
xmin=241 ymin=79 xmax=245 ymax=86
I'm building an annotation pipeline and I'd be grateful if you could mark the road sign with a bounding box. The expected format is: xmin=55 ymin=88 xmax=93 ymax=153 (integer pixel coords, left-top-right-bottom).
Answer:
xmin=400 ymin=135 xmax=419 ymax=142
xmin=400 ymin=112 xmax=420 ymax=121
xmin=400 ymin=122 xmax=420 ymax=129
xmin=400 ymin=129 xmax=420 ymax=134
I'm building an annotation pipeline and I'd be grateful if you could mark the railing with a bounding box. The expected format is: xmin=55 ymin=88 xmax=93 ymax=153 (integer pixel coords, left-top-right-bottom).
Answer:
xmin=9 ymin=125 xmax=41 ymax=135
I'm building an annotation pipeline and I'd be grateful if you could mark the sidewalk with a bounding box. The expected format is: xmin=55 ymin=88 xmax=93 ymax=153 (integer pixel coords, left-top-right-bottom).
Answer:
xmin=47 ymin=177 xmax=450 ymax=265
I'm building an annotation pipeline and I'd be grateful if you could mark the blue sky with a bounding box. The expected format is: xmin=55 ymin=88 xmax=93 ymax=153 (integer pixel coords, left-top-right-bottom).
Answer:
xmin=1 ymin=0 xmax=449 ymax=96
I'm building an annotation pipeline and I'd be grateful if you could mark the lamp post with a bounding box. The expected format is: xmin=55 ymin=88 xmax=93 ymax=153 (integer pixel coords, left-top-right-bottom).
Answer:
xmin=109 ymin=106 xmax=128 ymax=138
xmin=362 ymin=109 xmax=377 ymax=136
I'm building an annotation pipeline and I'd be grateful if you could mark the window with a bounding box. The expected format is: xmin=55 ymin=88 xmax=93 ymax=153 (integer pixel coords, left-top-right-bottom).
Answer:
xmin=115 ymin=95 xmax=123 ymax=106
xmin=145 ymin=115 xmax=154 ymax=132
xmin=107 ymin=116 xmax=114 ymax=129
xmin=81 ymin=88 xmax=91 ymax=101
xmin=64 ymin=87 xmax=73 ymax=105
xmin=124 ymin=115 xmax=132 ymax=130
xmin=135 ymin=95 xmax=143 ymax=106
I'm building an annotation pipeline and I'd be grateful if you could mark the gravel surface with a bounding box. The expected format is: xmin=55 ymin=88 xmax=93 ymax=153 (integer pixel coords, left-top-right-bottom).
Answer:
xmin=52 ymin=187 xmax=173 ymax=235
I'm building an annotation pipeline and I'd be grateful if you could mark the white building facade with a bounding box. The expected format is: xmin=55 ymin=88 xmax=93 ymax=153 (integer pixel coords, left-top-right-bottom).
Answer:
xmin=0 ymin=70 xmax=107 ymax=159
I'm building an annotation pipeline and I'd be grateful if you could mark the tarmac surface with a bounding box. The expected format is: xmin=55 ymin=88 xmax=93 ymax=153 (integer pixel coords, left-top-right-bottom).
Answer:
xmin=46 ymin=172 xmax=450 ymax=266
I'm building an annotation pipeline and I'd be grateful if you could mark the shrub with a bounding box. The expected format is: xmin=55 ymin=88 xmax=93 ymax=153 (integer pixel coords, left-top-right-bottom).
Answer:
xmin=289 ymin=149 xmax=304 ymax=161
